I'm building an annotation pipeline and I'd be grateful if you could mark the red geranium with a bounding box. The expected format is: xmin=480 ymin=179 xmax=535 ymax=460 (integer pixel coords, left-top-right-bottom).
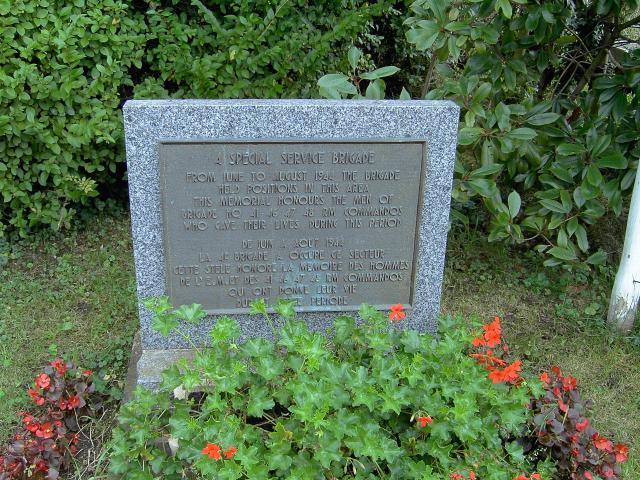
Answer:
xmin=223 ymin=447 xmax=237 ymax=459
xmin=202 ymin=443 xmax=222 ymax=460
xmin=592 ymin=433 xmax=613 ymax=452
xmin=35 ymin=422 xmax=55 ymax=439
xmin=576 ymin=418 xmax=589 ymax=432
xmin=482 ymin=316 xmax=501 ymax=347
xmin=67 ymin=396 xmax=81 ymax=409
xmin=51 ymin=359 xmax=67 ymax=376
xmin=562 ymin=375 xmax=577 ymax=391
xmin=28 ymin=388 xmax=45 ymax=406
xmin=416 ymin=416 xmax=433 ymax=427
xmin=35 ymin=373 xmax=51 ymax=390
xmin=388 ymin=304 xmax=406 ymax=322
xmin=613 ymin=443 xmax=629 ymax=463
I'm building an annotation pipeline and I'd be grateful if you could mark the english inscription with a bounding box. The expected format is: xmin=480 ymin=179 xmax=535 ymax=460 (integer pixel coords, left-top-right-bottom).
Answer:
xmin=160 ymin=141 xmax=424 ymax=313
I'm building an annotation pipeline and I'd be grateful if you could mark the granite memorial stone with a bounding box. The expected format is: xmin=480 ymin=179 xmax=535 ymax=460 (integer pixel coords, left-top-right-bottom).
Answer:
xmin=123 ymin=99 xmax=459 ymax=387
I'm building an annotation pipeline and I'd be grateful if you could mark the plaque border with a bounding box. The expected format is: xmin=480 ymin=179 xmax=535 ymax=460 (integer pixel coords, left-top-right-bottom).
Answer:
xmin=158 ymin=139 xmax=426 ymax=315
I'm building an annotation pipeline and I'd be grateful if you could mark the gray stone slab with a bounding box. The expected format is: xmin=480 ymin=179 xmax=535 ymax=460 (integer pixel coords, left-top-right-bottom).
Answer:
xmin=123 ymin=100 xmax=459 ymax=368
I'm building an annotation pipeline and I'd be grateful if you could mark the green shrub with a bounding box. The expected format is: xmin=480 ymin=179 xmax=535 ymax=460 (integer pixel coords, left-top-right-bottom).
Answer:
xmin=320 ymin=0 xmax=640 ymax=268
xmin=133 ymin=0 xmax=391 ymax=99
xmin=0 ymin=0 xmax=147 ymax=236
xmin=0 ymin=0 xmax=392 ymax=238
xmin=108 ymin=300 xmax=554 ymax=479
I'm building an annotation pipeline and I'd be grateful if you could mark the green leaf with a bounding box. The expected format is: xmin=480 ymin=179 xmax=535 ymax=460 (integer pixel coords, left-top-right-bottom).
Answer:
xmin=472 ymin=83 xmax=492 ymax=103
xmin=586 ymin=165 xmax=603 ymax=187
xmin=596 ymin=152 xmax=627 ymax=169
xmin=469 ymin=164 xmax=503 ymax=177
xmin=458 ymin=127 xmax=483 ymax=145
xmin=548 ymin=246 xmax=577 ymax=261
xmin=210 ymin=316 xmax=240 ymax=343
xmin=274 ymin=298 xmax=296 ymax=319
xmin=557 ymin=143 xmax=586 ymax=156
xmin=495 ymin=102 xmax=511 ymax=131
xmin=467 ymin=178 xmax=497 ymax=197
xmin=526 ymin=112 xmax=560 ymax=125
xmin=360 ymin=66 xmax=400 ymax=80
xmin=399 ymin=87 xmax=411 ymax=100
xmin=317 ymin=74 xmax=357 ymax=95
xmin=539 ymin=198 xmax=569 ymax=214
xmin=151 ymin=313 xmax=179 ymax=337
xmin=174 ymin=303 xmax=206 ymax=323
xmin=247 ymin=385 xmax=275 ymax=417
xmin=347 ymin=46 xmax=362 ymax=70
xmin=573 ymin=187 xmax=586 ymax=208
xmin=495 ymin=0 xmax=512 ymax=17
xmin=575 ymin=225 xmax=589 ymax=252
xmin=586 ymin=249 xmax=607 ymax=265
xmin=250 ymin=298 xmax=268 ymax=315
xmin=508 ymin=128 xmax=537 ymax=141
xmin=406 ymin=21 xmax=440 ymax=50
xmin=507 ymin=191 xmax=521 ymax=219
xmin=365 ymin=79 xmax=383 ymax=99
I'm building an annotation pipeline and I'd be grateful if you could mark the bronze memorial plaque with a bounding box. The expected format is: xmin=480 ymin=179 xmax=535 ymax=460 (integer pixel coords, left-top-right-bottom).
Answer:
xmin=160 ymin=141 xmax=425 ymax=313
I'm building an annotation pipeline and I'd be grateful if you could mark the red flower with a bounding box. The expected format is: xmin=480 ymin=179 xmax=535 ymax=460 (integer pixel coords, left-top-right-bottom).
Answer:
xmin=552 ymin=366 xmax=561 ymax=376
xmin=513 ymin=476 xmax=528 ymax=480
xmin=22 ymin=414 xmax=39 ymax=433
xmin=601 ymin=466 xmax=614 ymax=478
xmin=202 ymin=443 xmax=222 ymax=460
xmin=223 ymin=447 xmax=237 ymax=459
xmin=592 ymin=433 xmax=613 ymax=452
xmin=562 ymin=375 xmax=577 ymax=391
xmin=576 ymin=418 xmax=589 ymax=432
xmin=35 ymin=460 xmax=48 ymax=473
xmin=416 ymin=416 xmax=433 ymax=427
xmin=389 ymin=304 xmax=406 ymax=322
xmin=51 ymin=359 xmax=67 ymax=375
xmin=531 ymin=474 xmax=541 ymax=480
xmin=539 ymin=372 xmax=550 ymax=384
xmin=67 ymin=396 xmax=81 ymax=409
xmin=469 ymin=472 xmax=476 ymax=480
xmin=471 ymin=336 xmax=486 ymax=347
xmin=83 ymin=369 xmax=93 ymax=376
xmin=35 ymin=373 xmax=51 ymax=390
xmin=28 ymin=388 xmax=45 ymax=406
xmin=613 ymin=443 xmax=629 ymax=463
xmin=35 ymin=422 xmax=55 ymax=439
xmin=450 ymin=473 xmax=463 ymax=480
xmin=584 ymin=472 xmax=593 ymax=480
xmin=558 ymin=399 xmax=568 ymax=413
xmin=488 ymin=360 xmax=521 ymax=384
xmin=552 ymin=387 xmax=561 ymax=397
xmin=483 ymin=316 xmax=502 ymax=347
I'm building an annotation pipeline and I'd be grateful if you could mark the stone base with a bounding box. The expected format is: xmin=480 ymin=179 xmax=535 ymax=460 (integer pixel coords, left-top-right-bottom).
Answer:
xmin=123 ymin=331 xmax=195 ymax=402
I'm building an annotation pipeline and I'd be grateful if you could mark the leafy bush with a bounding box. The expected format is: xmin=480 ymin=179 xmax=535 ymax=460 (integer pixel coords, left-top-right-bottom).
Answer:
xmin=1 ymin=0 xmax=392 ymax=238
xmin=530 ymin=367 xmax=629 ymax=480
xmin=0 ymin=0 xmax=147 ymax=237
xmin=0 ymin=359 xmax=97 ymax=480
xmin=134 ymin=0 xmax=392 ymax=99
xmin=108 ymin=300 xmax=555 ymax=479
xmin=321 ymin=0 xmax=640 ymax=268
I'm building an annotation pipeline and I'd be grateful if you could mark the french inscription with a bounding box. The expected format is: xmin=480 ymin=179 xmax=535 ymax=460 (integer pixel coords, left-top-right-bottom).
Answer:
xmin=160 ymin=141 xmax=424 ymax=313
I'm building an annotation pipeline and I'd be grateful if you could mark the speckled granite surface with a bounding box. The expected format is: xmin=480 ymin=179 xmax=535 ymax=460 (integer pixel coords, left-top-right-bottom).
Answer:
xmin=123 ymin=99 xmax=459 ymax=386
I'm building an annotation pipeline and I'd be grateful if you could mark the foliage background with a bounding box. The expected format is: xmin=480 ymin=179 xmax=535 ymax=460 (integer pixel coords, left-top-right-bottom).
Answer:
xmin=0 ymin=0 xmax=389 ymax=237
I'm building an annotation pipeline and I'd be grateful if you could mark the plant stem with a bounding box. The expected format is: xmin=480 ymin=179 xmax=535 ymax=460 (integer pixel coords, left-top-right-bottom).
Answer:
xmin=421 ymin=51 xmax=438 ymax=99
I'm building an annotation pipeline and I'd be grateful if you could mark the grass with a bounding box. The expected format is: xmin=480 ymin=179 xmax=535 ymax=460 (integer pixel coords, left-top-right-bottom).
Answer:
xmin=0 ymin=214 xmax=137 ymax=444
xmin=0 ymin=213 xmax=638 ymax=478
